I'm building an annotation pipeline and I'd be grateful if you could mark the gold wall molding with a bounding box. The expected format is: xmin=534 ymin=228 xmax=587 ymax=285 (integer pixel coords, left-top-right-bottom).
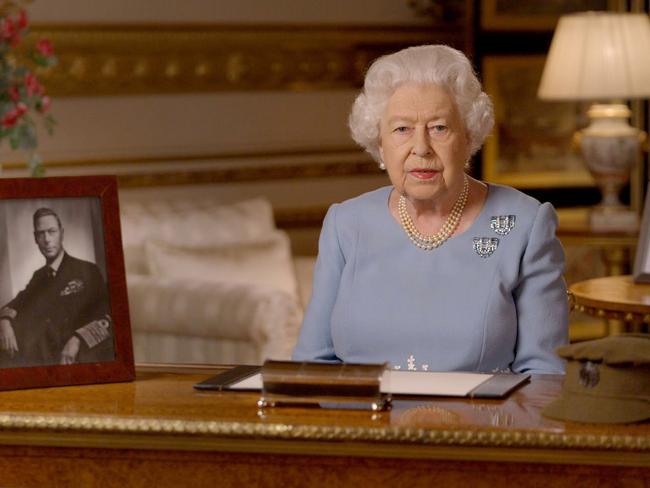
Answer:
xmin=3 ymin=146 xmax=364 ymax=169
xmin=115 ymin=159 xmax=381 ymax=188
xmin=2 ymin=148 xmax=383 ymax=187
xmin=27 ymin=24 xmax=457 ymax=96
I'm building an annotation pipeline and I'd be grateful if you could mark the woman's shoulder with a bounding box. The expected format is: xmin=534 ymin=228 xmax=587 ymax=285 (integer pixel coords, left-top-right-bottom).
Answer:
xmin=319 ymin=186 xmax=392 ymax=251
xmin=487 ymin=183 xmax=539 ymax=206
xmin=486 ymin=183 xmax=550 ymax=215
xmin=485 ymin=183 xmax=558 ymax=236
xmin=340 ymin=185 xmax=392 ymax=208
xmin=328 ymin=186 xmax=392 ymax=220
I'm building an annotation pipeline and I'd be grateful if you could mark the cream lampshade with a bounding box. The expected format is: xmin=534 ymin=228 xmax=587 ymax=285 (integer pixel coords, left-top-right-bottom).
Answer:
xmin=538 ymin=12 xmax=650 ymax=230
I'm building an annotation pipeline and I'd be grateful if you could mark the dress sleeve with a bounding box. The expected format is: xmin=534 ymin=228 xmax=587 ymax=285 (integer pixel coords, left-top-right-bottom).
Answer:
xmin=511 ymin=202 xmax=568 ymax=374
xmin=292 ymin=204 xmax=344 ymax=362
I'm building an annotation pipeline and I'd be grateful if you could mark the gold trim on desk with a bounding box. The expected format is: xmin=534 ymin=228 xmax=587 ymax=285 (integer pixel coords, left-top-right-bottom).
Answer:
xmin=0 ymin=370 xmax=647 ymax=469
xmin=0 ymin=412 xmax=647 ymax=457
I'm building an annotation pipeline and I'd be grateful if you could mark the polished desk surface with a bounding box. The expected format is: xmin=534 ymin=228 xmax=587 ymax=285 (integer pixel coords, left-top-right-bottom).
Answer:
xmin=0 ymin=364 xmax=647 ymax=467
xmin=570 ymin=274 xmax=650 ymax=322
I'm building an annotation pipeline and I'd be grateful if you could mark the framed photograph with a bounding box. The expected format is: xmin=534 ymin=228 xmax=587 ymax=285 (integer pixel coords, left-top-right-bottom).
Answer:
xmin=482 ymin=55 xmax=594 ymax=189
xmin=0 ymin=175 xmax=134 ymax=390
xmin=480 ymin=0 xmax=610 ymax=31
xmin=634 ymin=183 xmax=650 ymax=283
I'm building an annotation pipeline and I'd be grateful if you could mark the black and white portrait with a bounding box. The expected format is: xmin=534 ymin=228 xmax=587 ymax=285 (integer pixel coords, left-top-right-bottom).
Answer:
xmin=0 ymin=197 xmax=115 ymax=368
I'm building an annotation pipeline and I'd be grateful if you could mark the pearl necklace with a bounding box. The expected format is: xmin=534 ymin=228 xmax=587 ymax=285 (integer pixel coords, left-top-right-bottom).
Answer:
xmin=397 ymin=175 xmax=469 ymax=250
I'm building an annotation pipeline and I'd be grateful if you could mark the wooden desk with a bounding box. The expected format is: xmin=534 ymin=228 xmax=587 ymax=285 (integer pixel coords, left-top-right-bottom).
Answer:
xmin=0 ymin=365 xmax=647 ymax=487
xmin=570 ymin=275 xmax=650 ymax=331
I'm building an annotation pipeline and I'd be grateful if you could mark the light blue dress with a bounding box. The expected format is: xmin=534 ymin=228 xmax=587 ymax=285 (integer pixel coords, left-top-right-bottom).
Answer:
xmin=293 ymin=183 xmax=568 ymax=374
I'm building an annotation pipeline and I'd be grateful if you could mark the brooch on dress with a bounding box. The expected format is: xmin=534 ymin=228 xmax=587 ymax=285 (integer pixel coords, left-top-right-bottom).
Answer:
xmin=473 ymin=237 xmax=499 ymax=258
xmin=490 ymin=215 xmax=516 ymax=236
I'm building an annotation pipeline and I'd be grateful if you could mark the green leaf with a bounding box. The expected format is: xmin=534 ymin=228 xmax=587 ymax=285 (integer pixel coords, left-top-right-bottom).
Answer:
xmin=16 ymin=123 xmax=37 ymax=149
xmin=28 ymin=151 xmax=44 ymax=178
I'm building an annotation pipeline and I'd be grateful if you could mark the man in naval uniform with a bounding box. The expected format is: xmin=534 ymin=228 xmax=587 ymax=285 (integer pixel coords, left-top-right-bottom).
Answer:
xmin=0 ymin=208 xmax=114 ymax=367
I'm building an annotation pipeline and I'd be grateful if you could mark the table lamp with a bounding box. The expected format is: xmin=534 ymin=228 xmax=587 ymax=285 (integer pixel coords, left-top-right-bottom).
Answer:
xmin=538 ymin=12 xmax=650 ymax=230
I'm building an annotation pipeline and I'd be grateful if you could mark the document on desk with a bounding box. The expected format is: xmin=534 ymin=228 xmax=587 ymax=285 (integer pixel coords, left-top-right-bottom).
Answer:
xmin=202 ymin=368 xmax=529 ymax=398
xmin=381 ymin=370 xmax=491 ymax=396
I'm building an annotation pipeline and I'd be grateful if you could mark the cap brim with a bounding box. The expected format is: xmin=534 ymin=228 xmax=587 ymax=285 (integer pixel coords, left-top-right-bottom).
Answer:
xmin=542 ymin=390 xmax=650 ymax=424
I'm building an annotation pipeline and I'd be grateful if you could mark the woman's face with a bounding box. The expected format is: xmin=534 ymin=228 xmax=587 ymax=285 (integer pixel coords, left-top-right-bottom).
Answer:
xmin=379 ymin=82 xmax=470 ymax=205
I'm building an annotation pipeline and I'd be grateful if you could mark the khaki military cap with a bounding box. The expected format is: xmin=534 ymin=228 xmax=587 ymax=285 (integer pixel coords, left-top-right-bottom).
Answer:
xmin=542 ymin=334 xmax=650 ymax=424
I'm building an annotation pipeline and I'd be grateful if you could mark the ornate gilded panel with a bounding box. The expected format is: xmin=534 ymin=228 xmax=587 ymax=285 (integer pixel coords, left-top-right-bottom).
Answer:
xmin=26 ymin=25 xmax=451 ymax=96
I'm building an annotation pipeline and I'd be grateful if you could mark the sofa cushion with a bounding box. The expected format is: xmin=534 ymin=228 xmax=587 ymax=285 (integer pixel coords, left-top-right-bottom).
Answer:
xmin=121 ymin=197 xmax=276 ymax=275
xmin=127 ymin=275 xmax=301 ymax=360
xmin=144 ymin=230 xmax=299 ymax=299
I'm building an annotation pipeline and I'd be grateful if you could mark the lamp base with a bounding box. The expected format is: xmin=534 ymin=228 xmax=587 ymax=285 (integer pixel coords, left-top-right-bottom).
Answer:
xmin=589 ymin=205 xmax=638 ymax=232
xmin=579 ymin=103 xmax=641 ymax=209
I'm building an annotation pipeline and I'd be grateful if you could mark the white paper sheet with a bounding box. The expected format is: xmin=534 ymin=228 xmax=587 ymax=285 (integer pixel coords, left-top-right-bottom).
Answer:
xmin=228 ymin=370 xmax=492 ymax=396
xmin=229 ymin=374 xmax=263 ymax=390
xmin=380 ymin=370 xmax=491 ymax=396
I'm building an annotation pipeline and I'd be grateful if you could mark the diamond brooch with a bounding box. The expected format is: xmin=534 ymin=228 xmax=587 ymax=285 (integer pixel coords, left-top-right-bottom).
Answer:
xmin=473 ymin=237 xmax=499 ymax=258
xmin=490 ymin=215 xmax=516 ymax=236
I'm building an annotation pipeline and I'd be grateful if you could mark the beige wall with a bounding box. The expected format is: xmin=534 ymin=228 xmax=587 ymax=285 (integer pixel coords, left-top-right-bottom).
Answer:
xmin=11 ymin=0 xmax=429 ymax=166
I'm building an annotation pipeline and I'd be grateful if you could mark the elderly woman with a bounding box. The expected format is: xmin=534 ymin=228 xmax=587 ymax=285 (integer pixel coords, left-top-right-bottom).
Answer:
xmin=293 ymin=45 xmax=568 ymax=374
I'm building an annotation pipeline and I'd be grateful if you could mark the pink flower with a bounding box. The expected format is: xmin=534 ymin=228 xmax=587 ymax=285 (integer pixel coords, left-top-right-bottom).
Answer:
xmin=2 ymin=102 xmax=27 ymax=128
xmin=8 ymin=86 xmax=20 ymax=102
xmin=24 ymin=72 xmax=43 ymax=97
xmin=0 ymin=17 xmax=15 ymax=43
xmin=37 ymin=95 xmax=51 ymax=113
xmin=36 ymin=39 xmax=54 ymax=57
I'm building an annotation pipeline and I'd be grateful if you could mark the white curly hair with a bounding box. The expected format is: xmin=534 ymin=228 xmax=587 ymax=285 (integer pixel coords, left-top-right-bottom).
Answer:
xmin=349 ymin=45 xmax=494 ymax=167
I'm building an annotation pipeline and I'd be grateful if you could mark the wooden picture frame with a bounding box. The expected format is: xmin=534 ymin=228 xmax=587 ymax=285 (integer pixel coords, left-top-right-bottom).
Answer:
xmin=0 ymin=175 xmax=134 ymax=390
xmin=480 ymin=0 xmax=610 ymax=31
xmin=633 ymin=182 xmax=650 ymax=283
xmin=482 ymin=55 xmax=594 ymax=189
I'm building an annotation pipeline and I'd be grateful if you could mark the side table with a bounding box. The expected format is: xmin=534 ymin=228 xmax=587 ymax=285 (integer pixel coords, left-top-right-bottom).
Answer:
xmin=556 ymin=208 xmax=638 ymax=276
xmin=569 ymin=275 xmax=650 ymax=333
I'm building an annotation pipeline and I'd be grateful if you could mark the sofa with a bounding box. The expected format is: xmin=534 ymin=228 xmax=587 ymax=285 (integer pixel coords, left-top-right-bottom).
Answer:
xmin=120 ymin=196 xmax=314 ymax=365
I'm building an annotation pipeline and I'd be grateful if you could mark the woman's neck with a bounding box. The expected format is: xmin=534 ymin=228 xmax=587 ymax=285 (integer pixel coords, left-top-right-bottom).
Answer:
xmin=389 ymin=177 xmax=487 ymax=237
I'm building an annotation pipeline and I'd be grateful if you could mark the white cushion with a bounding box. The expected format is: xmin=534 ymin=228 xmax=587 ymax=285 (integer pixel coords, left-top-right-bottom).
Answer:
xmin=127 ymin=275 xmax=301 ymax=361
xmin=120 ymin=197 xmax=276 ymax=275
xmin=144 ymin=230 xmax=299 ymax=299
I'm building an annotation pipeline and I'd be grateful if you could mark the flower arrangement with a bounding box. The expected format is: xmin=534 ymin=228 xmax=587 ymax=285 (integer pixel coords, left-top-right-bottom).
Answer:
xmin=0 ymin=0 xmax=56 ymax=176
